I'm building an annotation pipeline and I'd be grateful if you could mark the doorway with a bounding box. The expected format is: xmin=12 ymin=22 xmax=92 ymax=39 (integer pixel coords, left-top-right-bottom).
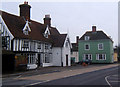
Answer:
xmin=38 ymin=54 xmax=41 ymax=67
xmin=66 ymin=54 xmax=68 ymax=66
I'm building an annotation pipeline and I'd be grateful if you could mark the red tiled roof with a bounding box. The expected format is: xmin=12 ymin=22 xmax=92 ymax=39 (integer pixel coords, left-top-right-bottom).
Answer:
xmin=50 ymin=34 xmax=67 ymax=47
xmin=1 ymin=10 xmax=66 ymax=47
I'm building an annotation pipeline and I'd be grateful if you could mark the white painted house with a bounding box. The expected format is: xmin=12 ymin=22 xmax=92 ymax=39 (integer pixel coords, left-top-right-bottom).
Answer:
xmin=52 ymin=34 xmax=72 ymax=66
xmin=0 ymin=2 xmax=71 ymax=69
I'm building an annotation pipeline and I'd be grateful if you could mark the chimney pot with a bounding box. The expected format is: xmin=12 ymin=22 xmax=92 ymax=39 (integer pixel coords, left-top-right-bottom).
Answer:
xmin=45 ymin=15 xmax=50 ymax=18
xmin=24 ymin=1 xmax=28 ymax=4
xmin=24 ymin=1 xmax=26 ymax=4
xmin=92 ymin=26 xmax=96 ymax=32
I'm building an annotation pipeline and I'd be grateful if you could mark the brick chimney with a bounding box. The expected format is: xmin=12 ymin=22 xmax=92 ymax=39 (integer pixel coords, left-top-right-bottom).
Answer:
xmin=92 ymin=26 xmax=96 ymax=32
xmin=19 ymin=1 xmax=31 ymax=20
xmin=43 ymin=15 xmax=51 ymax=27
xmin=76 ymin=36 xmax=79 ymax=44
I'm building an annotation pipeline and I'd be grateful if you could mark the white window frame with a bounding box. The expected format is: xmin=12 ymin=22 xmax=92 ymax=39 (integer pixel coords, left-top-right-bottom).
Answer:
xmin=44 ymin=31 xmax=49 ymax=38
xmin=37 ymin=42 xmax=41 ymax=49
xmin=98 ymin=43 xmax=104 ymax=50
xmin=23 ymin=27 xmax=29 ymax=35
xmin=45 ymin=43 xmax=49 ymax=49
xmin=84 ymin=44 xmax=90 ymax=50
xmin=84 ymin=54 xmax=92 ymax=60
xmin=44 ymin=25 xmax=50 ymax=38
xmin=85 ymin=36 xmax=90 ymax=40
xmin=45 ymin=54 xmax=50 ymax=63
xmin=65 ymin=41 xmax=68 ymax=47
xmin=27 ymin=54 xmax=35 ymax=64
xmin=23 ymin=40 xmax=29 ymax=48
xmin=96 ymin=54 xmax=106 ymax=60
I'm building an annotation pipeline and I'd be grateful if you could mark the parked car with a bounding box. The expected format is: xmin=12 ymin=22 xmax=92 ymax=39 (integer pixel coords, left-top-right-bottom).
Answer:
xmin=80 ymin=59 xmax=92 ymax=65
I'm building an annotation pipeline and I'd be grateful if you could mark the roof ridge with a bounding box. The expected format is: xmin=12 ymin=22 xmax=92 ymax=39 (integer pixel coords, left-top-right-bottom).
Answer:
xmin=0 ymin=10 xmax=20 ymax=18
xmin=80 ymin=30 xmax=113 ymax=42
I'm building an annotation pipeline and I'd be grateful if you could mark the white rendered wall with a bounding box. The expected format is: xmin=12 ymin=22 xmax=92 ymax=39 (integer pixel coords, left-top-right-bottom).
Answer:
xmin=62 ymin=46 xmax=71 ymax=66
xmin=52 ymin=47 xmax=62 ymax=66
xmin=62 ymin=35 xmax=71 ymax=66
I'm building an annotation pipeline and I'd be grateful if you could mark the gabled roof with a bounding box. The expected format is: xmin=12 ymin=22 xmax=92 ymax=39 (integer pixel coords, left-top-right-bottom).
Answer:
xmin=1 ymin=10 xmax=48 ymax=41
xmin=79 ymin=31 xmax=113 ymax=42
xmin=50 ymin=34 xmax=67 ymax=47
xmin=49 ymin=27 xmax=60 ymax=35
xmin=0 ymin=10 xmax=67 ymax=47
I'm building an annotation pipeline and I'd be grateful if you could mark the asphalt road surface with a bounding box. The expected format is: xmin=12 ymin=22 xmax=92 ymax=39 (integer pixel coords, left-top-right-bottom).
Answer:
xmin=2 ymin=66 xmax=119 ymax=87
xmin=28 ymin=66 xmax=120 ymax=87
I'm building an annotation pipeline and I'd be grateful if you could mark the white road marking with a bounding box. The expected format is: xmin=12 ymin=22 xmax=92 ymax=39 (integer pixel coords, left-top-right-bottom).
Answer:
xmin=109 ymin=81 xmax=120 ymax=82
xmin=21 ymin=80 xmax=50 ymax=87
xmin=105 ymin=74 xmax=120 ymax=87
xmin=105 ymin=76 xmax=112 ymax=87
xmin=14 ymin=75 xmax=22 ymax=79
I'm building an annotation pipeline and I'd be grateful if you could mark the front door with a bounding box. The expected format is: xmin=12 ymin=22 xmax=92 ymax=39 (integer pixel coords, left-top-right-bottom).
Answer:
xmin=38 ymin=54 xmax=41 ymax=67
xmin=66 ymin=54 xmax=68 ymax=66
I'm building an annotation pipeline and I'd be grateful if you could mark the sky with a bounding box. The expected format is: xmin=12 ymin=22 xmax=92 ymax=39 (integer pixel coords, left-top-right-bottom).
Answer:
xmin=0 ymin=0 xmax=118 ymax=47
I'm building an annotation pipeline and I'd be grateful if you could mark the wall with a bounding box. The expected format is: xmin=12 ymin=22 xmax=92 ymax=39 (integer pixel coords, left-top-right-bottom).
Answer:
xmin=71 ymin=51 xmax=79 ymax=63
xmin=0 ymin=15 xmax=14 ymax=50
xmin=62 ymin=46 xmax=71 ymax=66
xmin=52 ymin=47 xmax=62 ymax=66
xmin=62 ymin=35 xmax=71 ymax=66
xmin=118 ymin=2 xmax=120 ymax=46
xmin=13 ymin=39 xmax=52 ymax=53
xmin=114 ymin=52 xmax=118 ymax=62
xmin=79 ymin=40 xmax=113 ymax=63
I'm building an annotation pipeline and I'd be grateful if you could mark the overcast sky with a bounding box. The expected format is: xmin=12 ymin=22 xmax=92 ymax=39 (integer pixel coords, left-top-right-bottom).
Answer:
xmin=0 ymin=0 xmax=118 ymax=47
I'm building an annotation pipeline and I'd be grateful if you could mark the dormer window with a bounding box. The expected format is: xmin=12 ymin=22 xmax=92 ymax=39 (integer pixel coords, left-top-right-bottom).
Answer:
xmin=44 ymin=31 xmax=49 ymax=38
xmin=44 ymin=25 xmax=50 ymax=38
xmin=23 ymin=20 xmax=31 ymax=35
xmin=23 ymin=26 xmax=29 ymax=35
xmin=85 ymin=36 xmax=90 ymax=40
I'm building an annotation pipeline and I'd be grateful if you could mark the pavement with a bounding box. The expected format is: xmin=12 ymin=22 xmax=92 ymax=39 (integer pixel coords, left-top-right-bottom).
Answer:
xmin=18 ymin=63 xmax=119 ymax=81
xmin=2 ymin=63 xmax=120 ymax=86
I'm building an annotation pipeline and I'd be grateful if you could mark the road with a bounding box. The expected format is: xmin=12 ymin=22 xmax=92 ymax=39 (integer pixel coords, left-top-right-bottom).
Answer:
xmin=28 ymin=66 xmax=120 ymax=87
xmin=2 ymin=64 xmax=120 ymax=87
